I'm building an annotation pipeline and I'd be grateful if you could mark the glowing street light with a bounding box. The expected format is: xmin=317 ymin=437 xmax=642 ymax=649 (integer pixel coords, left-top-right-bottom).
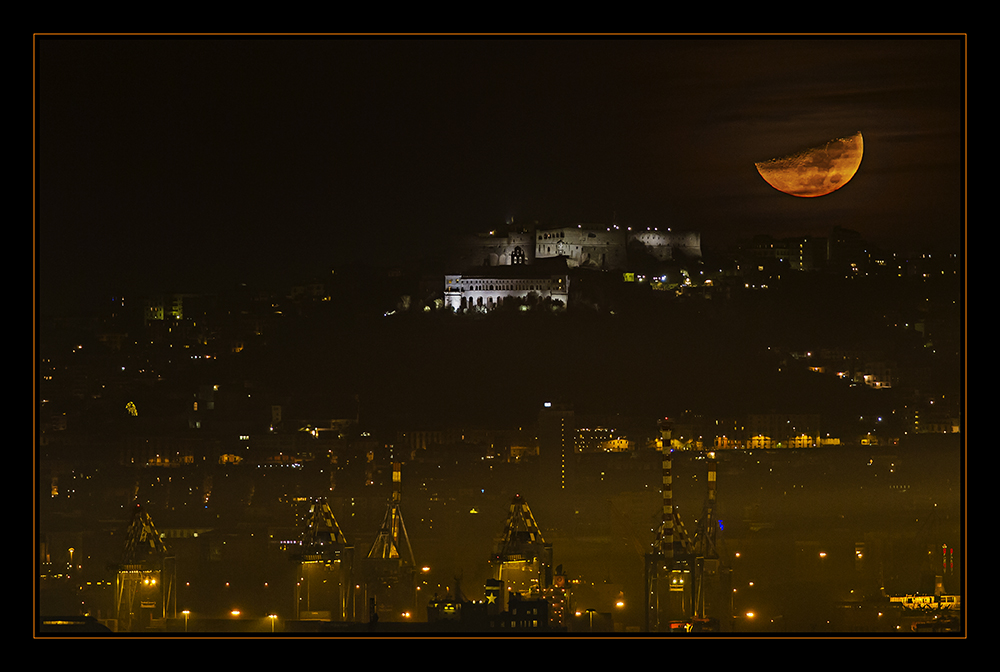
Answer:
xmin=182 ymin=610 xmax=190 ymax=632
xmin=268 ymin=613 xmax=278 ymax=632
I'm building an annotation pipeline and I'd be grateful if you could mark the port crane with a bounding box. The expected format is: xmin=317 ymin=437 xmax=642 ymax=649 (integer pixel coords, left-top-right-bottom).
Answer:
xmin=645 ymin=449 xmax=728 ymax=632
xmin=363 ymin=462 xmax=416 ymax=622
xmin=292 ymin=497 xmax=353 ymax=621
xmin=492 ymin=495 xmax=553 ymax=587
xmin=295 ymin=497 xmax=350 ymax=561
xmin=367 ymin=462 xmax=415 ymax=563
xmin=113 ymin=501 xmax=175 ymax=632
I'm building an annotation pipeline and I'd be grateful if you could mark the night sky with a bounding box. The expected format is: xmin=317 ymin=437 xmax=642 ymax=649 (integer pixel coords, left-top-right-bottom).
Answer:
xmin=36 ymin=36 xmax=965 ymax=311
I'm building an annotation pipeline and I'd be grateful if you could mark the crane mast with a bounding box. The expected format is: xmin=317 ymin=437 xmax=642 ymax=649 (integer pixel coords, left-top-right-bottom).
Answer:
xmin=113 ymin=502 xmax=175 ymax=632
xmin=646 ymin=449 xmax=729 ymax=632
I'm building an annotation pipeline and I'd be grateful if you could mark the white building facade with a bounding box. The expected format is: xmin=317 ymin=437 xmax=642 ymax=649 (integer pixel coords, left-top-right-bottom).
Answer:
xmin=444 ymin=270 xmax=569 ymax=312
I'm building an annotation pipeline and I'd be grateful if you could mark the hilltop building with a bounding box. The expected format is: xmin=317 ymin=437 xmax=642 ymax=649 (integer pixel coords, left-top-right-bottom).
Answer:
xmin=445 ymin=223 xmax=700 ymax=313
xmin=444 ymin=260 xmax=570 ymax=313
xmin=452 ymin=223 xmax=701 ymax=271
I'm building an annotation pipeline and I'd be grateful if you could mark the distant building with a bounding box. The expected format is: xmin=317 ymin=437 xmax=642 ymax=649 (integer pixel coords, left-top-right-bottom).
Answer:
xmin=574 ymin=426 xmax=634 ymax=453
xmin=453 ymin=223 xmax=701 ymax=271
xmin=444 ymin=265 xmax=569 ymax=313
xmin=746 ymin=414 xmax=821 ymax=449
xmin=627 ymin=229 xmax=702 ymax=262
xmin=142 ymin=293 xmax=208 ymax=325
xmin=499 ymin=592 xmax=552 ymax=631
xmin=737 ymin=234 xmax=828 ymax=281
xmin=735 ymin=227 xmax=912 ymax=279
xmin=452 ymin=228 xmax=536 ymax=269
xmin=538 ymin=402 xmax=576 ymax=492
xmin=535 ymin=225 xmax=628 ymax=269
xmin=857 ymin=361 xmax=895 ymax=389
xmin=827 ymin=226 xmax=868 ymax=275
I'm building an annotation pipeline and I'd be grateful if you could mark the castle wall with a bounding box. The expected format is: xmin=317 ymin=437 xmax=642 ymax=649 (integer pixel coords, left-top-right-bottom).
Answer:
xmin=453 ymin=226 xmax=701 ymax=272
xmin=535 ymin=226 xmax=627 ymax=269
xmin=627 ymin=231 xmax=702 ymax=261
xmin=454 ymin=231 xmax=535 ymax=268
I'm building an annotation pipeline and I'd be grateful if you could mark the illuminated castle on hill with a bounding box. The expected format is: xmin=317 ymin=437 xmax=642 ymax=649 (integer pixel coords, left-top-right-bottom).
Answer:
xmin=444 ymin=222 xmax=701 ymax=312
xmin=452 ymin=222 xmax=701 ymax=271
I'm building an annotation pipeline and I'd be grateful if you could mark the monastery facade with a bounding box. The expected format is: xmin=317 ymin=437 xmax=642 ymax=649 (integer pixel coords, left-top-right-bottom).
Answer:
xmin=444 ymin=264 xmax=569 ymax=313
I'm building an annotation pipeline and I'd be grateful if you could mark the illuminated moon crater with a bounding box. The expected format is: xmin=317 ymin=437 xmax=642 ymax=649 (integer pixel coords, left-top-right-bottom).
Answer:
xmin=755 ymin=131 xmax=863 ymax=198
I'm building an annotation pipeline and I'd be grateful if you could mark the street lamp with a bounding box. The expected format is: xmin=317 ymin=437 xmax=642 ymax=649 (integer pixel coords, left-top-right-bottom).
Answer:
xmin=182 ymin=610 xmax=190 ymax=632
xmin=268 ymin=613 xmax=277 ymax=633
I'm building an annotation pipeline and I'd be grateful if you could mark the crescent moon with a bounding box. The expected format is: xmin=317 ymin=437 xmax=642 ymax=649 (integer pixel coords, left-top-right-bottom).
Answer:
xmin=755 ymin=132 xmax=863 ymax=198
